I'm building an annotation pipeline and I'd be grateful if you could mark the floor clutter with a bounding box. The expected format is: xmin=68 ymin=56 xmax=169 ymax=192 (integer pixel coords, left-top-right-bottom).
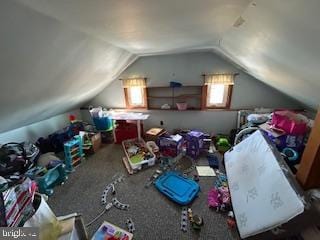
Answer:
xmin=0 ymin=108 xmax=319 ymax=239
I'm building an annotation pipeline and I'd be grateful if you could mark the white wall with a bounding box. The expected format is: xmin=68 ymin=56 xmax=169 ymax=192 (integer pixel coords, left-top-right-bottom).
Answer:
xmin=0 ymin=110 xmax=80 ymax=143
xmin=89 ymin=52 xmax=303 ymax=133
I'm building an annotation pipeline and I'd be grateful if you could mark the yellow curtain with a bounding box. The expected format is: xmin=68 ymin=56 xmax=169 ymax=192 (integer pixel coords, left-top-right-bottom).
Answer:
xmin=122 ymin=78 xmax=146 ymax=88
xmin=204 ymin=74 xmax=235 ymax=85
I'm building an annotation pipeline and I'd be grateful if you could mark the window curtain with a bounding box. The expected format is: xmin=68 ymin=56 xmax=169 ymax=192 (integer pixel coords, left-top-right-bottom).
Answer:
xmin=122 ymin=78 xmax=146 ymax=88
xmin=204 ymin=74 xmax=235 ymax=85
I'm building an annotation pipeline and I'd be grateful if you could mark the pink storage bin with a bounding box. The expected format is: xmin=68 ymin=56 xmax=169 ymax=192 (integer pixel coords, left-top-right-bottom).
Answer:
xmin=271 ymin=110 xmax=307 ymax=135
xmin=176 ymin=102 xmax=187 ymax=110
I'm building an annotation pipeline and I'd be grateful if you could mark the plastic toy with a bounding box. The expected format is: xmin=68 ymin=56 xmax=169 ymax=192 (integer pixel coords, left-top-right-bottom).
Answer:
xmin=26 ymin=164 xmax=67 ymax=196
xmin=158 ymin=134 xmax=183 ymax=158
xmin=145 ymin=169 xmax=163 ymax=188
xmin=207 ymin=153 xmax=219 ymax=169
xmin=155 ymin=171 xmax=200 ymax=205
xmin=101 ymin=184 xmax=115 ymax=205
xmin=101 ymin=174 xmax=124 ymax=205
xmin=123 ymin=138 xmax=156 ymax=171
xmin=186 ymin=130 xmax=204 ymax=159
xmin=180 ymin=207 xmax=188 ymax=232
xmin=63 ymin=136 xmax=83 ymax=172
xmin=112 ymin=198 xmax=130 ymax=210
xmin=126 ymin=218 xmax=135 ymax=233
xmin=282 ymin=147 xmax=299 ymax=162
xmin=216 ymin=137 xmax=231 ymax=153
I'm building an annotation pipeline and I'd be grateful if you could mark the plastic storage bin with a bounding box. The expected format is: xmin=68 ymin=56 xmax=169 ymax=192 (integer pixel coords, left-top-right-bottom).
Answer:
xmin=92 ymin=116 xmax=112 ymax=131
xmin=122 ymin=138 xmax=156 ymax=171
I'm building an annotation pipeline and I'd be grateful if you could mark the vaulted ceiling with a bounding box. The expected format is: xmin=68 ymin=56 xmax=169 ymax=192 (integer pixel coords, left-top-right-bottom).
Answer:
xmin=0 ymin=0 xmax=319 ymax=132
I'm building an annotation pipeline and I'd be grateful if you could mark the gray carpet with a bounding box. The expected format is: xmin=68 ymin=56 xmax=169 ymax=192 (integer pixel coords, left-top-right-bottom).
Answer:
xmin=48 ymin=144 xmax=237 ymax=240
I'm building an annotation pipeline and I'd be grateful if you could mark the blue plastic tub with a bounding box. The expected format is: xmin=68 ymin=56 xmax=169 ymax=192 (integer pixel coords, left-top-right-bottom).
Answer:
xmin=155 ymin=171 xmax=200 ymax=205
xmin=93 ymin=116 xmax=112 ymax=130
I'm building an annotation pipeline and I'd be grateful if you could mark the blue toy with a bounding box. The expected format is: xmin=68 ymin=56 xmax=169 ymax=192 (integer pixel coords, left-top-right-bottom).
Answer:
xmin=26 ymin=164 xmax=67 ymax=196
xmin=155 ymin=171 xmax=200 ymax=205
xmin=207 ymin=153 xmax=219 ymax=169
xmin=282 ymin=147 xmax=299 ymax=162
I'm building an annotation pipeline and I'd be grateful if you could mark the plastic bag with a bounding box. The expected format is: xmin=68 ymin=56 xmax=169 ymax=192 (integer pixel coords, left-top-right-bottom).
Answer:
xmin=24 ymin=194 xmax=61 ymax=240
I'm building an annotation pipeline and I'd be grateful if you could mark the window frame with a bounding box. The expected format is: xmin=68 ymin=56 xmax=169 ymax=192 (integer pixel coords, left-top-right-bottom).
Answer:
xmin=124 ymin=86 xmax=148 ymax=109
xmin=202 ymin=84 xmax=233 ymax=110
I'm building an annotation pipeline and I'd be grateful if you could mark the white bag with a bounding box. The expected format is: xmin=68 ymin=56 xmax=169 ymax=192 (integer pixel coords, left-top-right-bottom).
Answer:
xmin=24 ymin=194 xmax=61 ymax=240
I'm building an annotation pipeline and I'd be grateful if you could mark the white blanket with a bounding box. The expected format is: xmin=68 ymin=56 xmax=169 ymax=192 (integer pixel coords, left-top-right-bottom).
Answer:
xmin=225 ymin=130 xmax=304 ymax=239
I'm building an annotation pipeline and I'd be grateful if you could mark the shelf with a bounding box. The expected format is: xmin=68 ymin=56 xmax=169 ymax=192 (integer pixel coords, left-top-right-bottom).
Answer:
xmin=148 ymin=94 xmax=201 ymax=99
xmin=147 ymin=85 xmax=202 ymax=89
xmin=148 ymin=107 xmax=201 ymax=111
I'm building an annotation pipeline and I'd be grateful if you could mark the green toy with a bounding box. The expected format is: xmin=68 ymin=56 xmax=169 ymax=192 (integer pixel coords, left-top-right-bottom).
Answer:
xmin=216 ymin=137 xmax=231 ymax=153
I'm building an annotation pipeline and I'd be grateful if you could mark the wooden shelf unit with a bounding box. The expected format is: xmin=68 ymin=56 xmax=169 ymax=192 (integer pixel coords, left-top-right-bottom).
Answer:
xmin=146 ymin=85 xmax=203 ymax=111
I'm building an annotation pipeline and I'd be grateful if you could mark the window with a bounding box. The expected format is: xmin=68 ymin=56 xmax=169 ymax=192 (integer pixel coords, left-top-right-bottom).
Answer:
xmin=123 ymin=78 xmax=147 ymax=109
xmin=203 ymin=74 xmax=234 ymax=109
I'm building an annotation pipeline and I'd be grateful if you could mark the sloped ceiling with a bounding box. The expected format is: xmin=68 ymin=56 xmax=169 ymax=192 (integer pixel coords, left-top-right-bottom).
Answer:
xmin=219 ymin=0 xmax=320 ymax=110
xmin=1 ymin=0 xmax=318 ymax=132
xmin=17 ymin=0 xmax=250 ymax=54
xmin=0 ymin=0 xmax=136 ymax=133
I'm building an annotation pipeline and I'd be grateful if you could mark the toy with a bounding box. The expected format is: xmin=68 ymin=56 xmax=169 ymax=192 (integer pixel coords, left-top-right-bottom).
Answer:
xmin=186 ymin=131 xmax=204 ymax=159
xmin=25 ymin=164 xmax=67 ymax=196
xmin=216 ymin=137 xmax=231 ymax=153
xmin=101 ymin=184 xmax=115 ymax=205
xmin=158 ymin=134 xmax=183 ymax=158
xmin=101 ymin=174 xmax=124 ymax=204
xmin=112 ymin=198 xmax=130 ymax=210
xmin=92 ymin=221 xmax=133 ymax=240
xmin=282 ymin=147 xmax=299 ymax=162
xmin=145 ymin=169 xmax=163 ymax=188
xmin=208 ymin=172 xmax=231 ymax=211
xmin=180 ymin=207 xmax=188 ymax=232
xmin=126 ymin=218 xmax=135 ymax=234
xmin=63 ymin=135 xmax=84 ymax=172
xmin=155 ymin=171 xmax=200 ymax=205
xmin=187 ymin=208 xmax=203 ymax=230
xmin=123 ymin=138 xmax=156 ymax=171
xmin=207 ymin=153 xmax=219 ymax=169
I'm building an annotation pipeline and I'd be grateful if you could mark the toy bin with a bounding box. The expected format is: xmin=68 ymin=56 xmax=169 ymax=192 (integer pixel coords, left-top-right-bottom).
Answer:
xmin=122 ymin=138 xmax=156 ymax=171
xmin=158 ymin=134 xmax=184 ymax=158
xmin=92 ymin=116 xmax=113 ymax=131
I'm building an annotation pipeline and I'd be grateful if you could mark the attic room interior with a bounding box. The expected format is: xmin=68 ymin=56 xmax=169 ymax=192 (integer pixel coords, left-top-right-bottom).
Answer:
xmin=1 ymin=0 xmax=320 ymax=239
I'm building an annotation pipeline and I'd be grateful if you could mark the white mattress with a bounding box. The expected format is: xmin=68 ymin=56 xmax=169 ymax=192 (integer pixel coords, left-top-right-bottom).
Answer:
xmin=225 ymin=130 xmax=304 ymax=239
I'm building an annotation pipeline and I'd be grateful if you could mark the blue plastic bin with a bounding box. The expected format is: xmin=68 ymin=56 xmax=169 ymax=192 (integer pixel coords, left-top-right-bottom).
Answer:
xmin=155 ymin=171 xmax=200 ymax=205
xmin=93 ymin=116 xmax=112 ymax=130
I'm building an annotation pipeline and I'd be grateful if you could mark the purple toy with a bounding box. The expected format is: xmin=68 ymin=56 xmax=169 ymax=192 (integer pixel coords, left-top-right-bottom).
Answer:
xmin=208 ymin=186 xmax=230 ymax=211
xmin=186 ymin=130 xmax=204 ymax=159
xmin=158 ymin=134 xmax=183 ymax=157
xmin=208 ymin=187 xmax=220 ymax=208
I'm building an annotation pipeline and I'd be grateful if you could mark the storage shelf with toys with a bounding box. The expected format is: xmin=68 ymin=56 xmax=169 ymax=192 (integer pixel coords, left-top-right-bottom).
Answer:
xmin=63 ymin=135 xmax=84 ymax=172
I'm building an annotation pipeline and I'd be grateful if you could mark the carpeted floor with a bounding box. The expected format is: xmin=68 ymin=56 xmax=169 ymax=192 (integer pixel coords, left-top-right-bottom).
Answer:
xmin=48 ymin=144 xmax=237 ymax=240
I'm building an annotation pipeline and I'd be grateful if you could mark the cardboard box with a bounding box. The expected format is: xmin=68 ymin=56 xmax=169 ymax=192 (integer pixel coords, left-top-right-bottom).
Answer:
xmin=90 ymin=132 xmax=101 ymax=153
xmin=145 ymin=128 xmax=167 ymax=142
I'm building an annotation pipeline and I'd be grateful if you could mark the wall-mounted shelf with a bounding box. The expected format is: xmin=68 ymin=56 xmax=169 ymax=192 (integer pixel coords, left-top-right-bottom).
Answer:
xmin=146 ymin=85 xmax=203 ymax=111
